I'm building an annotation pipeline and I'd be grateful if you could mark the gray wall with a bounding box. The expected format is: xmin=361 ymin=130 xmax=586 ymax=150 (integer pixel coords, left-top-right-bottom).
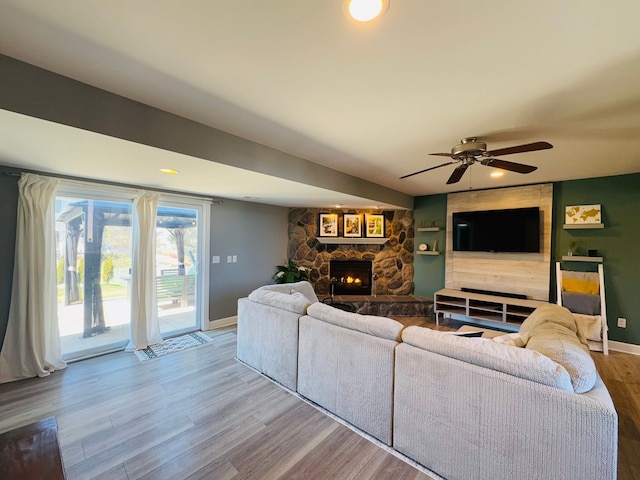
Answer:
xmin=209 ymin=199 xmax=288 ymax=320
xmin=0 ymin=171 xmax=288 ymax=348
xmin=0 ymin=54 xmax=412 ymax=209
xmin=0 ymin=171 xmax=19 ymax=347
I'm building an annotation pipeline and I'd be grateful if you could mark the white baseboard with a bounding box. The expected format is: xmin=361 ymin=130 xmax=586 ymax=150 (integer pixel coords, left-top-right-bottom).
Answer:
xmin=207 ymin=315 xmax=237 ymax=331
xmin=609 ymin=340 xmax=640 ymax=355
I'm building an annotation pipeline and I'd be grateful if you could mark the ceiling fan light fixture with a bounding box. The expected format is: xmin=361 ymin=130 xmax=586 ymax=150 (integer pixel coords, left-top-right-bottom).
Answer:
xmin=346 ymin=0 xmax=388 ymax=22
xmin=491 ymin=171 xmax=504 ymax=178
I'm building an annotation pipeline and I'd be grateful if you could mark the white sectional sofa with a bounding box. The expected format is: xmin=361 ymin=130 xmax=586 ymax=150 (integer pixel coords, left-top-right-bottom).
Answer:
xmin=236 ymin=281 xmax=317 ymax=390
xmin=237 ymin=285 xmax=618 ymax=480
xmin=298 ymin=302 xmax=404 ymax=445
xmin=394 ymin=315 xmax=617 ymax=479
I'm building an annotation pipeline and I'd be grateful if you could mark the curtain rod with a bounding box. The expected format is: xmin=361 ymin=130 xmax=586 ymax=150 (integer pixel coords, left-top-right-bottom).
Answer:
xmin=0 ymin=167 xmax=224 ymax=204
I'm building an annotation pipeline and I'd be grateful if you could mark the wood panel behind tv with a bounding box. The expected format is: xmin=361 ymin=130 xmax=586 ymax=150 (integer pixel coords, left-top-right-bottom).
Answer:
xmin=445 ymin=183 xmax=552 ymax=301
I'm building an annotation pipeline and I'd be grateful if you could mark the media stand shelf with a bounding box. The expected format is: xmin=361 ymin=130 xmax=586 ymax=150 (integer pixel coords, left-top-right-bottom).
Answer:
xmin=434 ymin=288 xmax=548 ymax=328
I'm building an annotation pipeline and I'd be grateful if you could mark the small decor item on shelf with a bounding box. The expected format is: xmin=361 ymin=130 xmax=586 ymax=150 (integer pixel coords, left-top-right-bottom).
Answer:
xmin=273 ymin=259 xmax=310 ymax=284
xmin=432 ymin=239 xmax=438 ymax=252
xmin=419 ymin=220 xmax=441 ymax=228
xmin=568 ymin=240 xmax=579 ymax=256
xmin=419 ymin=243 xmax=428 ymax=251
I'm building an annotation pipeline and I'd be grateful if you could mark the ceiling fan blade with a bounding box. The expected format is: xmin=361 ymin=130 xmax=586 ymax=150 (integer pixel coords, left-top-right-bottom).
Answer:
xmin=399 ymin=161 xmax=456 ymax=179
xmin=486 ymin=141 xmax=553 ymax=157
xmin=429 ymin=152 xmax=454 ymax=157
xmin=446 ymin=164 xmax=469 ymax=184
xmin=482 ymin=158 xmax=537 ymax=174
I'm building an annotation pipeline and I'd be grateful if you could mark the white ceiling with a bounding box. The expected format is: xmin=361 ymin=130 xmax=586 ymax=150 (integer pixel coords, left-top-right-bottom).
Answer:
xmin=1 ymin=0 xmax=639 ymax=207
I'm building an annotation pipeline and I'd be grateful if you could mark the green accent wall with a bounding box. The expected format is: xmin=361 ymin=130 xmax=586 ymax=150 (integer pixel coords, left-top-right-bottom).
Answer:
xmin=552 ymin=173 xmax=640 ymax=345
xmin=413 ymin=194 xmax=447 ymax=299
xmin=414 ymin=173 xmax=640 ymax=346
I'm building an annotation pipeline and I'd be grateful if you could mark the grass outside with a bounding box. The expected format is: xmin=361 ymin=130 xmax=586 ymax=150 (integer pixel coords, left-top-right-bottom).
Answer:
xmin=57 ymin=284 xmax=128 ymax=303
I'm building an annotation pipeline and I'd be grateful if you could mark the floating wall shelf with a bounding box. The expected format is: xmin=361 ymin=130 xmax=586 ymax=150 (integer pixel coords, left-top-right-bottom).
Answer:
xmin=416 ymin=250 xmax=441 ymax=256
xmin=561 ymin=255 xmax=604 ymax=263
xmin=417 ymin=227 xmax=441 ymax=232
xmin=563 ymin=224 xmax=604 ymax=229
xmin=316 ymin=237 xmax=388 ymax=245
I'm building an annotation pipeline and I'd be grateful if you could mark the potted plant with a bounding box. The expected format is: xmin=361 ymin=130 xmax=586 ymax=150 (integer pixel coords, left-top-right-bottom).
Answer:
xmin=273 ymin=259 xmax=310 ymax=284
xmin=568 ymin=240 xmax=579 ymax=256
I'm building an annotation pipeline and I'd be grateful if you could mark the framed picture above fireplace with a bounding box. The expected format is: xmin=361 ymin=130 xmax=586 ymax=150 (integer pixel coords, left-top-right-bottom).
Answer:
xmin=344 ymin=214 xmax=363 ymax=237
xmin=365 ymin=214 xmax=385 ymax=238
xmin=318 ymin=213 xmax=339 ymax=237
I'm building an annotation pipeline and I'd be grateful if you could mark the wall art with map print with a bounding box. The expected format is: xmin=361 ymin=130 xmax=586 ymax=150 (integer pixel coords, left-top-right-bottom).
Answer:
xmin=565 ymin=204 xmax=601 ymax=224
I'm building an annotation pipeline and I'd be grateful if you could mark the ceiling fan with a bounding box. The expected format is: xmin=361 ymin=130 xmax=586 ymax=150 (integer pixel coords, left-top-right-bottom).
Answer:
xmin=400 ymin=137 xmax=553 ymax=184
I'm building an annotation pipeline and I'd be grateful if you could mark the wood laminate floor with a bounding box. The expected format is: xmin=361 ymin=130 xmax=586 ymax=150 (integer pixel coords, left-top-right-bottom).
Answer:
xmin=0 ymin=328 xmax=433 ymax=480
xmin=0 ymin=319 xmax=638 ymax=480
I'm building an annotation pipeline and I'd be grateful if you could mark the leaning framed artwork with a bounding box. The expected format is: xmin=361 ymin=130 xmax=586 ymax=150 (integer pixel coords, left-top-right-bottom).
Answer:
xmin=365 ymin=214 xmax=385 ymax=238
xmin=318 ymin=213 xmax=339 ymax=237
xmin=343 ymin=213 xmax=363 ymax=237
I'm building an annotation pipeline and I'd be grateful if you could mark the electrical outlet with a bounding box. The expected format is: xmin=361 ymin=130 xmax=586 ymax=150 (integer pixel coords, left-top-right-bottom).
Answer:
xmin=617 ymin=317 xmax=627 ymax=328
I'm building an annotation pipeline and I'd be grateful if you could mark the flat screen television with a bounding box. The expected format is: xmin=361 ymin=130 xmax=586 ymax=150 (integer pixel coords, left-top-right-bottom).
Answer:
xmin=452 ymin=207 xmax=540 ymax=253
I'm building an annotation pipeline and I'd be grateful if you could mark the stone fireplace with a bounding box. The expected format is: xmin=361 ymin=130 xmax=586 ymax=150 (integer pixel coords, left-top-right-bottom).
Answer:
xmin=286 ymin=208 xmax=415 ymax=296
xmin=330 ymin=260 xmax=372 ymax=295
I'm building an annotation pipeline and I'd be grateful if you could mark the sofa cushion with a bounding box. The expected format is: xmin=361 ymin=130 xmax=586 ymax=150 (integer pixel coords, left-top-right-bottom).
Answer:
xmin=525 ymin=323 xmax=597 ymax=393
xmin=306 ymin=302 xmax=403 ymax=342
xmin=401 ymin=326 xmax=574 ymax=392
xmin=258 ymin=280 xmax=319 ymax=303
xmin=248 ymin=281 xmax=317 ymax=315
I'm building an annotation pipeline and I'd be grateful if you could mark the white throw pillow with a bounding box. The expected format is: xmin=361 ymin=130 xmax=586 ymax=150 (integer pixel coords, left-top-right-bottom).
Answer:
xmin=492 ymin=332 xmax=530 ymax=347
xmin=572 ymin=313 xmax=603 ymax=342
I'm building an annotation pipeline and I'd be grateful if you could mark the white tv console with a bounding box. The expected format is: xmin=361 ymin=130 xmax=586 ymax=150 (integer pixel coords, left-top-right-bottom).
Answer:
xmin=434 ymin=288 xmax=549 ymax=329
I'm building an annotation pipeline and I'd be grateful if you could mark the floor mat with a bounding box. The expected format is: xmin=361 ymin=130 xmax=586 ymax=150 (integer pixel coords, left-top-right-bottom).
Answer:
xmin=134 ymin=332 xmax=212 ymax=362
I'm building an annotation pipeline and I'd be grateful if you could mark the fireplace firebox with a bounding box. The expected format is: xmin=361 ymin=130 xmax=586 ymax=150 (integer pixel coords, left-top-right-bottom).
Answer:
xmin=330 ymin=260 xmax=372 ymax=296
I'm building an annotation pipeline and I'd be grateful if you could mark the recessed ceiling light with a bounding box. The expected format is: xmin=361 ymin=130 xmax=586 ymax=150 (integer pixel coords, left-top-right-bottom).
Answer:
xmin=345 ymin=0 xmax=388 ymax=22
xmin=159 ymin=168 xmax=178 ymax=175
xmin=491 ymin=171 xmax=505 ymax=178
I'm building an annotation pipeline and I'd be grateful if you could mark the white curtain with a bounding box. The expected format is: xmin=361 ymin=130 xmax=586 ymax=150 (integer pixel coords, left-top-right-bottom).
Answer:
xmin=127 ymin=191 xmax=163 ymax=350
xmin=0 ymin=174 xmax=66 ymax=383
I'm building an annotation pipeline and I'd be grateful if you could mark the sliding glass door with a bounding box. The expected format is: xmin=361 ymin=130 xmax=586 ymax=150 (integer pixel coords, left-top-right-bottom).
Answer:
xmin=156 ymin=204 xmax=201 ymax=336
xmin=55 ymin=196 xmax=133 ymax=361
xmin=55 ymin=183 xmax=209 ymax=361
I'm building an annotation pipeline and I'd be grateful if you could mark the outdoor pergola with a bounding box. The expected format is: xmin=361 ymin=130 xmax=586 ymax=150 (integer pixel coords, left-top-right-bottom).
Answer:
xmin=56 ymin=200 xmax=196 ymax=338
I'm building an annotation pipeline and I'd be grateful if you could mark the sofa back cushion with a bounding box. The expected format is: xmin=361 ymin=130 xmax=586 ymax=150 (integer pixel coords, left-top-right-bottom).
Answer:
xmin=306 ymin=302 xmax=403 ymax=342
xmin=401 ymin=326 xmax=575 ymax=392
xmin=248 ymin=281 xmax=318 ymax=314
